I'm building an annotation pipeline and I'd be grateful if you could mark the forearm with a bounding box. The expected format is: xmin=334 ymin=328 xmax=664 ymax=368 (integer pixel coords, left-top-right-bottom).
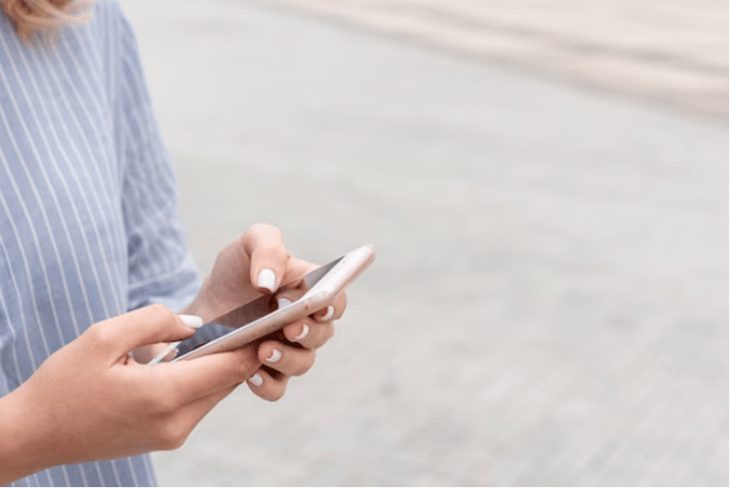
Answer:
xmin=0 ymin=387 xmax=52 ymax=485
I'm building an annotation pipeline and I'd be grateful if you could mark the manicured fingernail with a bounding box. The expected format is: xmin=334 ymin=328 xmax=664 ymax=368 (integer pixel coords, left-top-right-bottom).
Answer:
xmin=295 ymin=324 xmax=309 ymax=342
xmin=266 ymin=349 xmax=282 ymax=363
xmin=315 ymin=305 xmax=335 ymax=322
xmin=258 ymin=269 xmax=276 ymax=293
xmin=178 ymin=315 xmax=204 ymax=328
xmin=249 ymin=373 xmax=263 ymax=387
xmin=277 ymin=297 xmax=292 ymax=309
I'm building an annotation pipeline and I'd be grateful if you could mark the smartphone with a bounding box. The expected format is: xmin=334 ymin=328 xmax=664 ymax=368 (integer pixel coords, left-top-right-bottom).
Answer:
xmin=149 ymin=244 xmax=376 ymax=364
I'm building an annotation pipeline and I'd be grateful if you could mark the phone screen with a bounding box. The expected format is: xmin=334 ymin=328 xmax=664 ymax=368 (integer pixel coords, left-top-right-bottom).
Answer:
xmin=163 ymin=257 xmax=343 ymax=361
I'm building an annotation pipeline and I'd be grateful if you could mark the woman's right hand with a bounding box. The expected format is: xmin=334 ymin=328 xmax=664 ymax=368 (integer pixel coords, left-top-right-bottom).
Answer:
xmin=0 ymin=304 xmax=262 ymax=484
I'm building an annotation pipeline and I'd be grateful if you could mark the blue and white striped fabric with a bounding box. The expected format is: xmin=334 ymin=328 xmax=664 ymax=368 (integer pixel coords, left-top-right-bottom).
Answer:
xmin=0 ymin=1 xmax=201 ymax=485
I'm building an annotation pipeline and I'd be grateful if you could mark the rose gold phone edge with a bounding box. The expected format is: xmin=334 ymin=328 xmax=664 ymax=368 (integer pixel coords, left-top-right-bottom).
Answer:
xmin=172 ymin=244 xmax=376 ymax=362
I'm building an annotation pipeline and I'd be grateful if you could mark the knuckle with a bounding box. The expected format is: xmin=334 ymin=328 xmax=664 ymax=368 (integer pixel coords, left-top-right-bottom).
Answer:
xmin=234 ymin=232 xmax=249 ymax=252
xmin=268 ymin=391 xmax=285 ymax=402
xmin=293 ymin=351 xmax=316 ymax=376
xmin=233 ymin=364 xmax=252 ymax=384
xmin=156 ymin=419 xmax=189 ymax=451
xmin=233 ymin=351 xmax=259 ymax=383
xmin=86 ymin=322 xmax=115 ymax=352
xmin=251 ymin=375 xmax=288 ymax=402
xmin=263 ymin=385 xmax=286 ymax=402
xmin=338 ymin=293 xmax=348 ymax=317
xmin=324 ymin=324 xmax=336 ymax=342
xmin=145 ymin=303 xmax=174 ymax=323
xmin=244 ymin=223 xmax=284 ymax=249
xmin=250 ymin=222 xmax=282 ymax=238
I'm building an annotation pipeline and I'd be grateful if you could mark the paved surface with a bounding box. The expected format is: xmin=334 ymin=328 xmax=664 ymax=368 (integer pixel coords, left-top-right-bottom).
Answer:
xmin=271 ymin=0 xmax=729 ymax=123
xmin=121 ymin=0 xmax=728 ymax=485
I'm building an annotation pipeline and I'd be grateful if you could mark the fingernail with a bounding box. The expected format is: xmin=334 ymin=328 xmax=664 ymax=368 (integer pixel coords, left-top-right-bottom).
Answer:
xmin=295 ymin=324 xmax=309 ymax=342
xmin=249 ymin=373 xmax=263 ymax=387
xmin=258 ymin=269 xmax=276 ymax=293
xmin=179 ymin=315 xmax=204 ymax=328
xmin=315 ymin=305 xmax=335 ymax=322
xmin=277 ymin=297 xmax=292 ymax=309
xmin=265 ymin=349 xmax=282 ymax=363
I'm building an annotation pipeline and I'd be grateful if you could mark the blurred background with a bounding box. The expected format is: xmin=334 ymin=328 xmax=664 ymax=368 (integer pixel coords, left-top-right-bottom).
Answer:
xmin=122 ymin=0 xmax=727 ymax=485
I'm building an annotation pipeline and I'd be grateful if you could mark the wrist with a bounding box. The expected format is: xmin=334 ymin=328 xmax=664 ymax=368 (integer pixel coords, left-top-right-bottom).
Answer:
xmin=182 ymin=276 xmax=228 ymax=322
xmin=0 ymin=386 xmax=53 ymax=484
xmin=181 ymin=287 xmax=216 ymax=323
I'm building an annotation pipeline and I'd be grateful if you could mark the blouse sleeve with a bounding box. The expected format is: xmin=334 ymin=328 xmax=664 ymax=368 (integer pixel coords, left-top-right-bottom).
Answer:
xmin=117 ymin=14 xmax=201 ymax=312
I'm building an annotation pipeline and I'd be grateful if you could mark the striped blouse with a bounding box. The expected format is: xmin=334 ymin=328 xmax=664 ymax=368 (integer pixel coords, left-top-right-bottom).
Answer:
xmin=0 ymin=1 xmax=200 ymax=486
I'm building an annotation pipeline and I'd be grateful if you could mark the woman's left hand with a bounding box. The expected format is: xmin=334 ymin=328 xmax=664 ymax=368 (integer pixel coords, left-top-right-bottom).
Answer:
xmin=182 ymin=223 xmax=346 ymax=401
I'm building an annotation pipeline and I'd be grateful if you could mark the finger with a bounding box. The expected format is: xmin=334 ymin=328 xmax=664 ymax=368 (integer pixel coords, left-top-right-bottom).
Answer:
xmin=281 ymin=318 xmax=335 ymax=350
xmin=280 ymin=257 xmax=319 ymax=290
xmin=274 ymin=288 xmax=346 ymax=322
xmin=258 ymin=340 xmax=316 ymax=377
xmin=246 ymin=367 xmax=289 ymax=402
xmin=311 ymin=290 xmax=347 ymax=322
xmin=90 ymin=305 xmax=198 ymax=358
xmin=150 ymin=344 xmax=261 ymax=405
xmin=240 ymin=223 xmax=290 ymax=293
xmin=133 ymin=315 xmax=205 ymax=364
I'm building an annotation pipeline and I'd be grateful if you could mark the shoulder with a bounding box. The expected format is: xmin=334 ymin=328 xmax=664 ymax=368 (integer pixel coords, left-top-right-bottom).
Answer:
xmin=85 ymin=0 xmax=137 ymax=47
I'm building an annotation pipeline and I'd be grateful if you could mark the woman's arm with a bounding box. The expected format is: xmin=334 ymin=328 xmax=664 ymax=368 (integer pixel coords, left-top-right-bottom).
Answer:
xmin=0 ymin=305 xmax=261 ymax=485
xmin=0 ymin=224 xmax=345 ymax=484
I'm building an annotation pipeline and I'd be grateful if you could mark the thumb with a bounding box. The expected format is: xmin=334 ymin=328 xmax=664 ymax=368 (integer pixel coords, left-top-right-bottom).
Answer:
xmin=241 ymin=224 xmax=289 ymax=293
xmin=89 ymin=304 xmax=198 ymax=357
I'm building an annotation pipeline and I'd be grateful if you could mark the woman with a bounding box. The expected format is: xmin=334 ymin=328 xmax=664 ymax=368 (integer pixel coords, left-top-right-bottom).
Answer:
xmin=0 ymin=0 xmax=341 ymax=485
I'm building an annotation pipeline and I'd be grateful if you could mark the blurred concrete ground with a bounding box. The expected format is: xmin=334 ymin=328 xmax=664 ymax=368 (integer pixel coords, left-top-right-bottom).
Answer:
xmin=120 ymin=0 xmax=728 ymax=485
xmin=272 ymin=0 xmax=729 ymax=123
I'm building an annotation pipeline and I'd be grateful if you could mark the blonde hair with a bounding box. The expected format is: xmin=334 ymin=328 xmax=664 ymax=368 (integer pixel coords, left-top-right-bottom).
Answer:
xmin=2 ymin=0 xmax=88 ymax=42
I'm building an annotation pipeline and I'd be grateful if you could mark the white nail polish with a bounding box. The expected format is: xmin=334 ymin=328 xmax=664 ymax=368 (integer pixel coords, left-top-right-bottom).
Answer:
xmin=258 ymin=269 xmax=276 ymax=293
xmin=277 ymin=297 xmax=292 ymax=309
xmin=266 ymin=349 xmax=282 ymax=363
xmin=295 ymin=324 xmax=309 ymax=342
xmin=316 ymin=305 xmax=335 ymax=322
xmin=178 ymin=315 xmax=204 ymax=328
xmin=249 ymin=373 xmax=263 ymax=387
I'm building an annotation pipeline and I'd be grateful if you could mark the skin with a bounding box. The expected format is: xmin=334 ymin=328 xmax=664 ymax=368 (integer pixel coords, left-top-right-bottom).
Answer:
xmin=0 ymin=223 xmax=345 ymax=484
